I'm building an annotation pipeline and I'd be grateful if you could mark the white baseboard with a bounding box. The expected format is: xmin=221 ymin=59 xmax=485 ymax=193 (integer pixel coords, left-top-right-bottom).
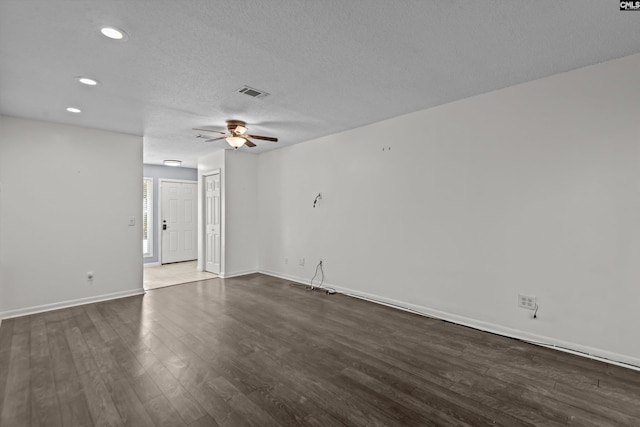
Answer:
xmin=258 ymin=269 xmax=640 ymax=371
xmin=0 ymin=288 xmax=146 ymax=320
xmin=143 ymin=262 xmax=161 ymax=268
xmin=255 ymin=269 xmax=304 ymax=284
xmin=219 ymin=269 xmax=259 ymax=279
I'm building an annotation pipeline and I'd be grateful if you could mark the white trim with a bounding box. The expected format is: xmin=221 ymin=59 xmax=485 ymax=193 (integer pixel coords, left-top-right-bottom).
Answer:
xmin=143 ymin=262 xmax=161 ymax=268
xmin=219 ymin=269 xmax=258 ymax=279
xmin=258 ymin=269 xmax=311 ymax=285
xmin=159 ymin=178 xmax=199 ymax=184
xmin=158 ymin=178 xmax=198 ymax=265
xmin=0 ymin=288 xmax=146 ymax=320
xmin=258 ymin=269 xmax=640 ymax=372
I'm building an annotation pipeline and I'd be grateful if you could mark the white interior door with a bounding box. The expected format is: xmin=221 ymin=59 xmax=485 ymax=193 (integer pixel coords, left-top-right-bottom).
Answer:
xmin=205 ymin=173 xmax=221 ymax=274
xmin=161 ymin=181 xmax=197 ymax=264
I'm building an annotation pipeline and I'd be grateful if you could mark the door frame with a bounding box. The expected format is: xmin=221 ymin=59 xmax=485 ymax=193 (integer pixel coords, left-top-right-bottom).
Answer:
xmin=158 ymin=178 xmax=198 ymax=265
xmin=201 ymin=169 xmax=223 ymax=275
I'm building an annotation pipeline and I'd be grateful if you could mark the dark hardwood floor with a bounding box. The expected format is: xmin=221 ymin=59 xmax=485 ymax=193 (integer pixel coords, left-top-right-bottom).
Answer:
xmin=1 ymin=273 xmax=640 ymax=426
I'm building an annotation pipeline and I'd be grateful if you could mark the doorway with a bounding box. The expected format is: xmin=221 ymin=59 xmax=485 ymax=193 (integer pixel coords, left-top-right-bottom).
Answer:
xmin=204 ymin=171 xmax=221 ymax=274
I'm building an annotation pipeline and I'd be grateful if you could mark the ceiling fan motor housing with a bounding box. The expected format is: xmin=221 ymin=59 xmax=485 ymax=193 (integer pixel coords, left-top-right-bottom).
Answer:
xmin=226 ymin=120 xmax=246 ymax=133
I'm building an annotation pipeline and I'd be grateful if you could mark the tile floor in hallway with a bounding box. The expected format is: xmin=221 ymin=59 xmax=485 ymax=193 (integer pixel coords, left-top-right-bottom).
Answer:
xmin=143 ymin=260 xmax=217 ymax=290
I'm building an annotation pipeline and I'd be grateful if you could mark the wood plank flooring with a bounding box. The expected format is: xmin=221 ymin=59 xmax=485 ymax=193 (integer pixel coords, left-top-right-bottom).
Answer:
xmin=2 ymin=273 xmax=640 ymax=426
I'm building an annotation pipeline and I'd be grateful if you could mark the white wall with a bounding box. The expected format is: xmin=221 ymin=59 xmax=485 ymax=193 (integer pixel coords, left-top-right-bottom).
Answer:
xmin=257 ymin=53 xmax=640 ymax=366
xmin=0 ymin=116 xmax=144 ymax=318
xmin=197 ymin=149 xmax=258 ymax=277
xmin=224 ymin=151 xmax=258 ymax=276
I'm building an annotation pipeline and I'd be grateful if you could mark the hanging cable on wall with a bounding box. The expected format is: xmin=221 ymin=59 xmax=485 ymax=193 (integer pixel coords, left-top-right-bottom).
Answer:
xmin=313 ymin=193 xmax=322 ymax=208
xmin=310 ymin=260 xmax=323 ymax=290
xmin=310 ymin=260 xmax=336 ymax=294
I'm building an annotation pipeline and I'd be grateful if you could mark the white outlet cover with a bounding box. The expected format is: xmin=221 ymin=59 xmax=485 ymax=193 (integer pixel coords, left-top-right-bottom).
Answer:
xmin=518 ymin=294 xmax=536 ymax=310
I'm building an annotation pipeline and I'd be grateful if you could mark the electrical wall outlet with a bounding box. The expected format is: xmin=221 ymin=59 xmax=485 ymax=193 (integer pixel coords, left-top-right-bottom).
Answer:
xmin=299 ymin=257 xmax=305 ymax=266
xmin=518 ymin=294 xmax=536 ymax=310
xmin=284 ymin=257 xmax=288 ymax=265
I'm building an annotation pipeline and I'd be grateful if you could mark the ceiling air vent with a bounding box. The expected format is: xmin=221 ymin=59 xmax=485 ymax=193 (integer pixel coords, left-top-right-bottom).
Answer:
xmin=237 ymin=85 xmax=270 ymax=99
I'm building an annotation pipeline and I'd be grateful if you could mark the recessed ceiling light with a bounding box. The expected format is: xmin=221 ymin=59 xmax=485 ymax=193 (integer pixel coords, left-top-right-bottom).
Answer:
xmin=77 ymin=77 xmax=99 ymax=86
xmin=163 ymin=160 xmax=182 ymax=167
xmin=66 ymin=107 xmax=82 ymax=113
xmin=100 ymin=27 xmax=128 ymax=41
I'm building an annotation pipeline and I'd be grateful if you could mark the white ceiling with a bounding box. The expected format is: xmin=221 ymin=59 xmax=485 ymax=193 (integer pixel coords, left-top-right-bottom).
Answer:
xmin=1 ymin=1 xmax=639 ymax=168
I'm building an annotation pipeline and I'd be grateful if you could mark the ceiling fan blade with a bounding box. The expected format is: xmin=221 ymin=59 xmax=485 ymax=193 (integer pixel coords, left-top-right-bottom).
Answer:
xmin=244 ymin=139 xmax=256 ymax=147
xmin=193 ymin=128 xmax=226 ymax=135
xmin=204 ymin=137 xmax=225 ymax=142
xmin=247 ymin=134 xmax=278 ymax=142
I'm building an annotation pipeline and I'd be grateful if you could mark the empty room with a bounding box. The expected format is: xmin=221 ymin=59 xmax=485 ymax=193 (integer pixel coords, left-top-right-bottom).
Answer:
xmin=2 ymin=1 xmax=640 ymax=426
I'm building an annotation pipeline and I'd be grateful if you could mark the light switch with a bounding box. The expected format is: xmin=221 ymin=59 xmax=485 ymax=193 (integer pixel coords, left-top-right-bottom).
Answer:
xmin=128 ymin=216 xmax=136 ymax=226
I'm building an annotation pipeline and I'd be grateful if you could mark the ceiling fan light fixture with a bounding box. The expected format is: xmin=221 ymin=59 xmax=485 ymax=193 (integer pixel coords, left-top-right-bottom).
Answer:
xmin=226 ymin=136 xmax=246 ymax=149
xmin=163 ymin=160 xmax=182 ymax=166
xmin=234 ymin=125 xmax=247 ymax=135
xmin=100 ymin=27 xmax=128 ymax=41
xmin=77 ymin=77 xmax=99 ymax=86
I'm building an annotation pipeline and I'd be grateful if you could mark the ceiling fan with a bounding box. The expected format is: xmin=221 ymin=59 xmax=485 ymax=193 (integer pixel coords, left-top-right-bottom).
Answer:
xmin=193 ymin=120 xmax=278 ymax=149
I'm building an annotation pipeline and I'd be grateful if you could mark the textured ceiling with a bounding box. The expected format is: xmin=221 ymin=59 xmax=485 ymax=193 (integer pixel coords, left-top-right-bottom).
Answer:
xmin=1 ymin=1 xmax=640 ymax=168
